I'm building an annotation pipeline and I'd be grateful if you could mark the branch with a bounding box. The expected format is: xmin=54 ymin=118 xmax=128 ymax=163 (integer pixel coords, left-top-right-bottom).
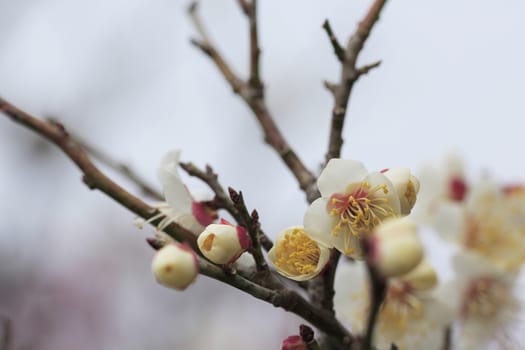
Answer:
xmin=187 ymin=1 xmax=317 ymax=200
xmin=322 ymin=20 xmax=345 ymax=63
xmin=147 ymin=237 xmax=352 ymax=343
xmin=308 ymin=250 xmax=341 ymax=314
xmin=49 ymin=119 xmax=163 ymax=201
xmin=179 ymin=162 xmax=273 ymax=252
xmin=227 ymin=187 xmax=268 ymax=271
xmin=325 ymin=0 xmax=388 ymax=162
xmin=0 ymin=97 xmax=198 ymax=250
xmin=363 ymin=262 xmax=387 ymax=350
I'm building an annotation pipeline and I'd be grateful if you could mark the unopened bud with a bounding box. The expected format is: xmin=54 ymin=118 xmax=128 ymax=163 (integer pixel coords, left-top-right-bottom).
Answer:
xmin=281 ymin=335 xmax=307 ymax=350
xmin=197 ymin=219 xmax=251 ymax=265
xmin=152 ymin=243 xmax=199 ymax=290
xmin=382 ymin=167 xmax=420 ymax=215
xmin=369 ymin=218 xmax=423 ymax=278
xmin=400 ymin=259 xmax=437 ymax=291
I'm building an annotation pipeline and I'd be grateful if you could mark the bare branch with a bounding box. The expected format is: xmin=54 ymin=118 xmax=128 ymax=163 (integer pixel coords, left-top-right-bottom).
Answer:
xmin=325 ymin=0 xmax=388 ymax=162
xmin=0 ymin=97 xmax=198 ymax=250
xmin=179 ymin=161 xmax=273 ymax=269
xmin=323 ymin=80 xmax=338 ymax=96
xmin=47 ymin=119 xmax=163 ymax=201
xmin=357 ymin=60 xmax=382 ymax=76
xmin=188 ymin=2 xmax=317 ymax=199
xmin=363 ymin=253 xmax=387 ymax=350
xmin=322 ymin=19 xmax=345 ymax=63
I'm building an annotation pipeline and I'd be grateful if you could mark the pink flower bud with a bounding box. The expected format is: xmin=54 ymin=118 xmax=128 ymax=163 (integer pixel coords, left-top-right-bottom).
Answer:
xmin=151 ymin=243 xmax=199 ymax=290
xmin=197 ymin=220 xmax=251 ymax=265
xmin=281 ymin=335 xmax=307 ymax=350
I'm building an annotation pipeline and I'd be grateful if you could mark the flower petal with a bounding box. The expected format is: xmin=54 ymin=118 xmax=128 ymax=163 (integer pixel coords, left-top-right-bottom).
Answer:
xmin=303 ymin=198 xmax=336 ymax=248
xmin=157 ymin=150 xmax=193 ymax=213
xmin=317 ymin=159 xmax=368 ymax=197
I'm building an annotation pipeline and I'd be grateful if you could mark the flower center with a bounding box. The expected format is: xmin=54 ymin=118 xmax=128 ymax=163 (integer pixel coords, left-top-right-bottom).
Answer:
xmin=448 ymin=176 xmax=468 ymax=202
xmin=327 ymin=181 xmax=394 ymax=254
xmin=462 ymin=277 xmax=507 ymax=318
xmin=463 ymin=215 xmax=525 ymax=270
xmin=274 ymin=228 xmax=320 ymax=276
xmin=380 ymin=281 xmax=423 ymax=332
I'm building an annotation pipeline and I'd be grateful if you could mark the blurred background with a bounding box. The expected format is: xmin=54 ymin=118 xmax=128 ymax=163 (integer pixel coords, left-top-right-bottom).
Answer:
xmin=1 ymin=0 xmax=524 ymax=349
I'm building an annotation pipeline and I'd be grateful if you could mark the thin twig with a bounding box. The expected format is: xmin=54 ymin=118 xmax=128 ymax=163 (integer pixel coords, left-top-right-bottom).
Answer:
xmin=325 ymin=0 xmax=388 ymax=162
xmin=363 ymin=263 xmax=387 ymax=350
xmin=178 ymin=161 xmax=271 ymax=271
xmin=322 ymin=19 xmax=345 ymax=63
xmin=0 ymin=97 xmax=198 ymax=250
xmin=179 ymin=162 xmax=273 ymax=251
xmin=245 ymin=0 xmax=262 ymax=90
xmin=47 ymin=118 xmax=163 ymax=200
xmin=227 ymin=187 xmax=268 ymax=271
xmin=188 ymin=1 xmax=317 ymax=200
xmin=147 ymin=236 xmax=352 ymax=342
xmin=0 ymin=316 xmax=11 ymax=350
xmin=442 ymin=326 xmax=452 ymax=350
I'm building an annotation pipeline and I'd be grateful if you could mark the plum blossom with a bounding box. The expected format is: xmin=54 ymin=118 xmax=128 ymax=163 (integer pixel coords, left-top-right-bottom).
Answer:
xmin=439 ymin=252 xmax=522 ymax=349
xmin=432 ymin=178 xmax=525 ymax=271
xmin=334 ymin=259 xmax=452 ymax=350
xmin=197 ymin=219 xmax=251 ymax=265
xmin=136 ymin=150 xmax=216 ymax=234
xmin=304 ymin=159 xmax=405 ymax=258
xmin=268 ymin=226 xmax=331 ymax=281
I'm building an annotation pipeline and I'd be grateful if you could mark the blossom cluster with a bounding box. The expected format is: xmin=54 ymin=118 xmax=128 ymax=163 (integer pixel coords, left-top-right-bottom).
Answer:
xmin=415 ymin=155 xmax=525 ymax=349
xmin=141 ymin=151 xmax=525 ymax=350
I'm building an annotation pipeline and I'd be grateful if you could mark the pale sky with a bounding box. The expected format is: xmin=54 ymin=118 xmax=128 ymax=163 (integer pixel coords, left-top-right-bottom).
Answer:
xmin=1 ymin=1 xmax=524 ymax=348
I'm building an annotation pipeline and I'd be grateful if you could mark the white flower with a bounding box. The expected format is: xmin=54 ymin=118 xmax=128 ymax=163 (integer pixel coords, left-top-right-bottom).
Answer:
xmin=152 ymin=243 xmax=199 ymax=290
xmin=381 ymin=168 xmax=420 ymax=215
xmin=136 ymin=150 xmax=216 ymax=233
xmin=304 ymin=159 xmax=401 ymax=258
xmin=440 ymin=252 xmax=521 ymax=349
xmin=414 ymin=153 xmax=468 ymax=223
xmin=369 ymin=218 xmax=424 ymax=278
xmin=268 ymin=226 xmax=331 ymax=281
xmin=197 ymin=219 xmax=251 ymax=265
xmin=334 ymin=259 xmax=452 ymax=350
xmin=432 ymin=179 xmax=525 ymax=271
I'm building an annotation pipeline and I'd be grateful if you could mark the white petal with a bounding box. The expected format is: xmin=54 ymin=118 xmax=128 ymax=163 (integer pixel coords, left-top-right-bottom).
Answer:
xmin=334 ymin=261 xmax=368 ymax=333
xmin=364 ymin=172 xmax=401 ymax=216
xmin=317 ymin=159 xmax=368 ymax=197
xmin=430 ymin=202 xmax=466 ymax=242
xmin=303 ymin=198 xmax=336 ymax=248
xmin=158 ymin=150 xmax=193 ymax=213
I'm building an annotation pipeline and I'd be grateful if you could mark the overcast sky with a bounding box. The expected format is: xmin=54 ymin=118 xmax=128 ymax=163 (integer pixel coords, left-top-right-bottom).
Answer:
xmin=1 ymin=1 xmax=524 ymax=348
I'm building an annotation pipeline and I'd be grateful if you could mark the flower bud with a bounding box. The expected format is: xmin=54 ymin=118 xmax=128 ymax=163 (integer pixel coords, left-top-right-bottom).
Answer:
xmin=197 ymin=219 xmax=251 ymax=265
xmin=268 ymin=226 xmax=330 ymax=281
xmin=152 ymin=243 xmax=198 ymax=290
xmin=382 ymin=167 xmax=420 ymax=215
xmin=400 ymin=259 xmax=438 ymax=291
xmin=369 ymin=218 xmax=423 ymax=278
xmin=281 ymin=335 xmax=307 ymax=350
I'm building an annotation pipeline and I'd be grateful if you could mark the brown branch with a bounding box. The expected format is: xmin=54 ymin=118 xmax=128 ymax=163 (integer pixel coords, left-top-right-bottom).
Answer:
xmin=188 ymin=1 xmax=317 ymax=200
xmin=0 ymin=97 xmax=198 ymax=250
xmin=322 ymin=20 xmax=345 ymax=63
xmin=147 ymin=237 xmax=352 ymax=343
xmin=179 ymin=162 xmax=273 ymax=252
xmin=363 ymin=256 xmax=387 ymax=350
xmin=227 ymin=187 xmax=268 ymax=271
xmin=325 ymin=0 xmax=388 ymax=162
xmin=48 ymin=119 xmax=163 ymax=201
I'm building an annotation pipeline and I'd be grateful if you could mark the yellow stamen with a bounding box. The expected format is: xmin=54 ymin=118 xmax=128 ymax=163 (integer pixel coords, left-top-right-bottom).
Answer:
xmin=274 ymin=228 xmax=320 ymax=276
